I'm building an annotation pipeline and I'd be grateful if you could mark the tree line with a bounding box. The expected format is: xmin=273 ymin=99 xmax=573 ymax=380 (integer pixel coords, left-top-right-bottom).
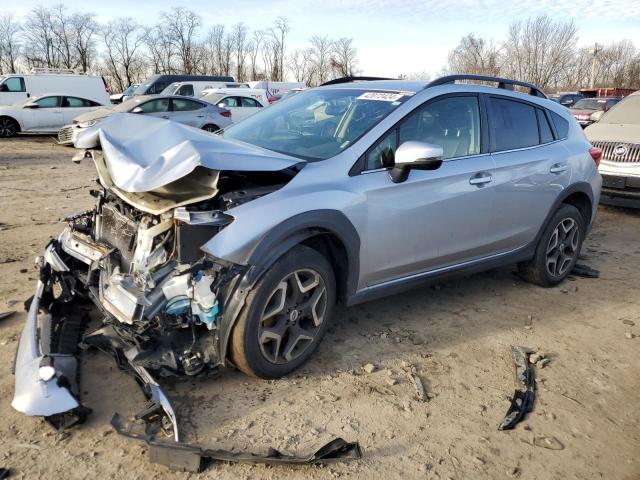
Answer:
xmin=446 ymin=16 xmax=640 ymax=91
xmin=0 ymin=5 xmax=359 ymax=92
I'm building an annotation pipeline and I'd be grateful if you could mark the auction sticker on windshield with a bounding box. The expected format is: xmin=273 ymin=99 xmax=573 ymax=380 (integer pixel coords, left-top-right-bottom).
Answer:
xmin=357 ymin=92 xmax=406 ymax=102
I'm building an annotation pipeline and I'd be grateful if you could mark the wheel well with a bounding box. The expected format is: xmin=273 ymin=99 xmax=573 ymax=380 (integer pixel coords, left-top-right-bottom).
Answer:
xmin=562 ymin=191 xmax=592 ymax=226
xmin=301 ymin=232 xmax=350 ymax=303
xmin=0 ymin=115 xmax=20 ymax=132
xmin=202 ymin=124 xmax=219 ymax=131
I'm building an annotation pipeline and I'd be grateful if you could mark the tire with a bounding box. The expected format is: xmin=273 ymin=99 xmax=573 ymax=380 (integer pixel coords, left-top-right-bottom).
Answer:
xmin=519 ymin=204 xmax=585 ymax=287
xmin=0 ymin=116 xmax=19 ymax=138
xmin=230 ymin=245 xmax=336 ymax=378
xmin=202 ymin=124 xmax=220 ymax=133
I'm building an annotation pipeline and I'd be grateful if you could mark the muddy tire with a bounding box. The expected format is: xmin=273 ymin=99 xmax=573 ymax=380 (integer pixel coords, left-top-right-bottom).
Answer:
xmin=0 ymin=116 xmax=19 ymax=138
xmin=519 ymin=204 xmax=585 ymax=287
xmin=230 ymin=245 xmax=335 ymax=378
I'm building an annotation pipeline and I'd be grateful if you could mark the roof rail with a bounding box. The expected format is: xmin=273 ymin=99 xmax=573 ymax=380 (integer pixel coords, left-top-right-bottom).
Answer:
xmin=30 ymin=67 xmax=79 ymax=75
xmin=320 ymin=76 xmax=393 ymax=86
xmin=426 ymin=74 xmax=547 ymax=98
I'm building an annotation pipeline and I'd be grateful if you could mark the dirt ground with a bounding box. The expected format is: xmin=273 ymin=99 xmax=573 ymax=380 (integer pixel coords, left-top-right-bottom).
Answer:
xmin=1 ymin=136 xmax=639 ymax=480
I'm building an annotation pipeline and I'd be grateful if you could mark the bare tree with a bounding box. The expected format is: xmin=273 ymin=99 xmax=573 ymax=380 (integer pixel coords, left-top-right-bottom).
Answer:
xmin=308 ymin=35 xmax=333 ymax=85
xmin=70 ymin=13 xmax=98 ymax=72
xmin=501 ymin=15 xmax=578 ymax=89
xmin=596 ymin=40 xmax=640 ymax=88
xmin=246 ymin=30 xmax=264 ymax=80
xmin=288 ymin=48 xmax=315 ymax=84
xmin=51 ymin=5 xmax=75 ymax=69
xmin=103 ymin=18 xmax=147 ymax=91
xmin=0 ymin=13 xmax=21 ymax=73
xmin=231 ymin=23 xmax=248 ymax=81
xmin=159 ymin=7 xmax=202 ymax=74
xmin=331 ymin=37 xmax=358 ymax=77
xmin=447 ymin=34 xmax=500 ymax=76
xmin=266 ymin=16 xmax=290 ymax=81
xmin=24 ymin=6 xmax=59 ymax=68
xmin=146 ymin=25 xmax=177 ymax=74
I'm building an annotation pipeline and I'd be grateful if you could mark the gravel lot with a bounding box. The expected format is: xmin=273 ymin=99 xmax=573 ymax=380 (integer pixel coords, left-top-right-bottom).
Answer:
xmin=1 ymin=136 xmax=639 ymax=480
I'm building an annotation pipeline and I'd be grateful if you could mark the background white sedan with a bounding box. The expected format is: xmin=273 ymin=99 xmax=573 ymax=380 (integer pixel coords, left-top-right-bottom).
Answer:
xmin=0 ymin=94 xmax=104 ymax=137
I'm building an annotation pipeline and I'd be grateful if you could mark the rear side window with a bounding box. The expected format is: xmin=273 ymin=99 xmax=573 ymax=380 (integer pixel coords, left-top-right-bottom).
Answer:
xmin=35 ymin=96 xmax=61 ymax=108
xmin=219 ymin=96 xmax=239 ymax=107
xmin=64 ymin=97 xmax=99 ymax=107
xmin=2 ymin=77 xmax=25 ymax=92
xmin=172 ymin=98 xmax=204 ymax=112
xmin=550 ymin=111 xmax=569 ymax=139
xmin=537 ymin=109 xmax=554 ymax=144
xmin=241 ymin=97 xmax=261 ymax=107
xmin=489 ymin=97 xmax=538 ymax=151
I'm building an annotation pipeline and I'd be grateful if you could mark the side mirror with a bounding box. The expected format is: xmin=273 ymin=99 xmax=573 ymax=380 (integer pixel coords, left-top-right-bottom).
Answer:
xmin=0 ymin=84 xmax=8 ymax=92
xmin=389 ymin=141 xmax=443 ymax=183
xmin=560 ymin=99 xmax=572 ymax=106
xmin=217 ymin=103 xmax=226 ymax=109
xmin=131 ymin=106 xmax=143 ymax=114
xmin=23 ymin=103 xmax=39 ymax=109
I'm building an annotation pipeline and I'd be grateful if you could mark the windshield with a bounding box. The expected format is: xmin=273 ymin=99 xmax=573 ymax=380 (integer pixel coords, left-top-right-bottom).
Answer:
xmin=160 ymin=82 xmax=179 ymax=95
xmin=600 ymin=96 xmax=640 ymax=124
xmin=573 ymin=98 xmax=607 ymax=111
xmin=202 ymin=93 xmax=225 ymax=104
xmin=223 ymin=88 xmax=413 ymax=161
xmin=123 ymin=84 xmax=138 ymax=95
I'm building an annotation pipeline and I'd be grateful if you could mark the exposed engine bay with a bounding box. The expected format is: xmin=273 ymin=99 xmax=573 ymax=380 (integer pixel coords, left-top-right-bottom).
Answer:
xmin=12 ymin=116 xmax=361 ymax=470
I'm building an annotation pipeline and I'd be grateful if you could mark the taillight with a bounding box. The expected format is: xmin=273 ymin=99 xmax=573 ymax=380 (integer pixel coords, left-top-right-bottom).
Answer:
xmin=589 ymin=147 xmax=602 ymax=167
xmin=220 ymin=110 xmax=231 ymax=118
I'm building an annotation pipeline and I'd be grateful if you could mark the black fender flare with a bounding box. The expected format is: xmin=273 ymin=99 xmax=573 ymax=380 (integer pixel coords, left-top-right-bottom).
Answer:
xmin=533 ymin=181 xmax=595 ymax=247
xmin=217 ymin=209 xmax=361 ymax=363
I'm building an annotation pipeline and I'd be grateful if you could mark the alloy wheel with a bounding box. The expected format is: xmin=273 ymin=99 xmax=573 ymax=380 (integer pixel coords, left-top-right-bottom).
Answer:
xmin=546 ymin=217 xmax=580 ymax=277
xmin=0 ymin=118 xmax=16 ymax=137
xmin=258 ymin=269 xmax=328 ymax=364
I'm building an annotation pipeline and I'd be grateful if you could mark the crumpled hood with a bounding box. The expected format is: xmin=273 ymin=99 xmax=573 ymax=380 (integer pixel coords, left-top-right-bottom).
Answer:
xmin=76 ymin=113 xmax=304 ymax=193
xmin=73 ymin=107 xmax=115 ymax=123
xmin=585 ymin=122 xmax=640 ymax=143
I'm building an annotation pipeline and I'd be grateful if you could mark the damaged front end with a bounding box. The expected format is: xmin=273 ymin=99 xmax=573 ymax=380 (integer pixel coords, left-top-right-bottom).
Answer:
xmin=12 ymin=114 xmax=315 ymax=452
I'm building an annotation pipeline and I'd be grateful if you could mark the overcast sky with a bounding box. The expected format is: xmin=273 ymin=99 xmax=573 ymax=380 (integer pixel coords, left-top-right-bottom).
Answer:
xmin=4 ymin=0 xmax=640 ymax=77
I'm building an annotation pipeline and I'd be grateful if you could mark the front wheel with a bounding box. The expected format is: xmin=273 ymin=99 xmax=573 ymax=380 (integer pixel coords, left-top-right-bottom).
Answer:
xmin=202 ymin=124 xmax=220 ymax=133
xmin=230 ymin=245 xmax=335 ymax=378
xmin=519 ymin=204 xmax=585 ymax=287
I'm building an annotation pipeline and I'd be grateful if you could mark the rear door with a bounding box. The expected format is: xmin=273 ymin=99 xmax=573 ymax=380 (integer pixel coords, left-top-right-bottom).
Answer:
xmin=237 ymin=96 xmax=264 ymax=121
xmin=62 ymin=96 xmax=101 ymax=124
xmin=486 ymin=95 xmax=569 ymax=252
xmin=22 ymin=95 xmax=64 ymax=131
xmin=167 ymin=98 xmax=207 ymax=127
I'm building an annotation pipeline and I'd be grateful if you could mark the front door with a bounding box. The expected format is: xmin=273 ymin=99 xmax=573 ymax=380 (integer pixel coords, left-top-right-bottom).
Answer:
xmin=356 ymin=95 xmax=497 ymax=287
xmin=23 ymin=96 xmax=64 ymax=131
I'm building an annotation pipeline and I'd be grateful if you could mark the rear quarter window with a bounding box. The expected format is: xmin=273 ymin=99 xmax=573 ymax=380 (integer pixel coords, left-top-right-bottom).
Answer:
xmin=489 ymin=97 xmax=539 ymax=151
xmin=550 ymin=111 xmax=569 ymax=139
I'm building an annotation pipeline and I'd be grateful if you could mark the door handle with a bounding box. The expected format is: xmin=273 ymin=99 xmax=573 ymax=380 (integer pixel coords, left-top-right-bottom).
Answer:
xmin=550 ymin=163 xmax=568 ymax=174
xmin=196 ymin=115 xmax=205 ymax=118
xmin=469 ymin=173 xmax=493 ymax=185
xmin=161 ymin=115 xmax=169 ymax=119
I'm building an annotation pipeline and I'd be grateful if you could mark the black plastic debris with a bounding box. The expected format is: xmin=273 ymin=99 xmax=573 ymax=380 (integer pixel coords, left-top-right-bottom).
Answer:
xmin=0 ymin=311 xmax=16 ymax=321
xmin=499 ymin=346 xmax=535 ymax=430
xmin=571 ymin=264 xmax=600 ymax=278
xmin=0 ymin=467 xmax=9 ymax=479
xmin=111 ymin=414 xmax=362 ymax=473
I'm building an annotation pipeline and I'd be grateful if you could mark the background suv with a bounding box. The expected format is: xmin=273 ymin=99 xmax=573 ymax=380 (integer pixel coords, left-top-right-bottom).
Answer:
xmin=13 ymin=75 xmax=602 ymax=429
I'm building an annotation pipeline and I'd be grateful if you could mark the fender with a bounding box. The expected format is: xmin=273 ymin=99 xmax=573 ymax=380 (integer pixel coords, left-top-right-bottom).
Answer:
xmin=216 ymin=209 xmax=361 ymax=363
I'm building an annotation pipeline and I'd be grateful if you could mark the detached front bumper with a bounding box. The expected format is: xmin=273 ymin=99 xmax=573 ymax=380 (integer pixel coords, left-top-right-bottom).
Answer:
xmin=11 ymin=279 xmax=87 ymax=427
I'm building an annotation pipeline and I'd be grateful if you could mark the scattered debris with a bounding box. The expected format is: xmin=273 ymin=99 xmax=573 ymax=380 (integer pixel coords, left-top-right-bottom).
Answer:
xmin=409 ymin=372 xmax=427 ymax=402
xmin=625 ymin=332 xmax=635 ymax=340
xmin=499 ymin=346 xmax=535 ymax=431
xmin=533 ymin=435 xmax=564 ymax=450
xmin=111 ymin=414 xmax=361 ymax=473
xmin=571 ymin=264 xmax=600 ymax=278
xmin=363 ymin=363 xmax=376 ymax=374
xmin=0 ymin=468 xmax=9 ymax=480
xmin=506 ymin=466 xmax=521 ymax=478
xmin=0 ymin=311 xmax=16 ymax=321
xmin=622 ymin=319 xmax=635 ymax=326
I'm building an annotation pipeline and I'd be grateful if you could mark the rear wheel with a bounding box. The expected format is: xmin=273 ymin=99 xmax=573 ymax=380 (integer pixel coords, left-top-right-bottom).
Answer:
xmin=230 ymin=245 xmax=335 ymax=378
xmin=519 ymin=204 xmax=585 ymax=286
xmin=202 ymin=124 xmax=220 ymax=133
xmin=0 ymin=117 xmax=19 ymax=137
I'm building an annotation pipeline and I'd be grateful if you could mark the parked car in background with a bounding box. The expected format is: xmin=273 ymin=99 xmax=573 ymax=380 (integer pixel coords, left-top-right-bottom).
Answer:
xmin=248 ymin=81 xmax=305 ymax=103
xmin=570 ymin=97 xmax=621 ymax=127
xmin=0 ymin=69 xmax=110 ymax=106
xmin=0 ymin=94 xmax=105 ymax=137
xmin=110 ymin=84 xmax=139 ymax=104
xmin=585 ymin=91 xmax=640 ymax=207
xmin=58 ymin=95 xmax=232 ymax=145
xmin=548 ymin=92 xmax=583 ymax=108
xmin=160 ymin=81 xmax=249 ymax=98
xmin=201 ymin=88 xmax=268 ymax=122
xmin=128 ymin=74 xmax=235 ymax=99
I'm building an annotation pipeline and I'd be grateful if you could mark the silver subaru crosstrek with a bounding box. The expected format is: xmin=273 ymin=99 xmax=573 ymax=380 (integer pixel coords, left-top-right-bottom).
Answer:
xmin=13 ymin=75 xmax=602 ymax=437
